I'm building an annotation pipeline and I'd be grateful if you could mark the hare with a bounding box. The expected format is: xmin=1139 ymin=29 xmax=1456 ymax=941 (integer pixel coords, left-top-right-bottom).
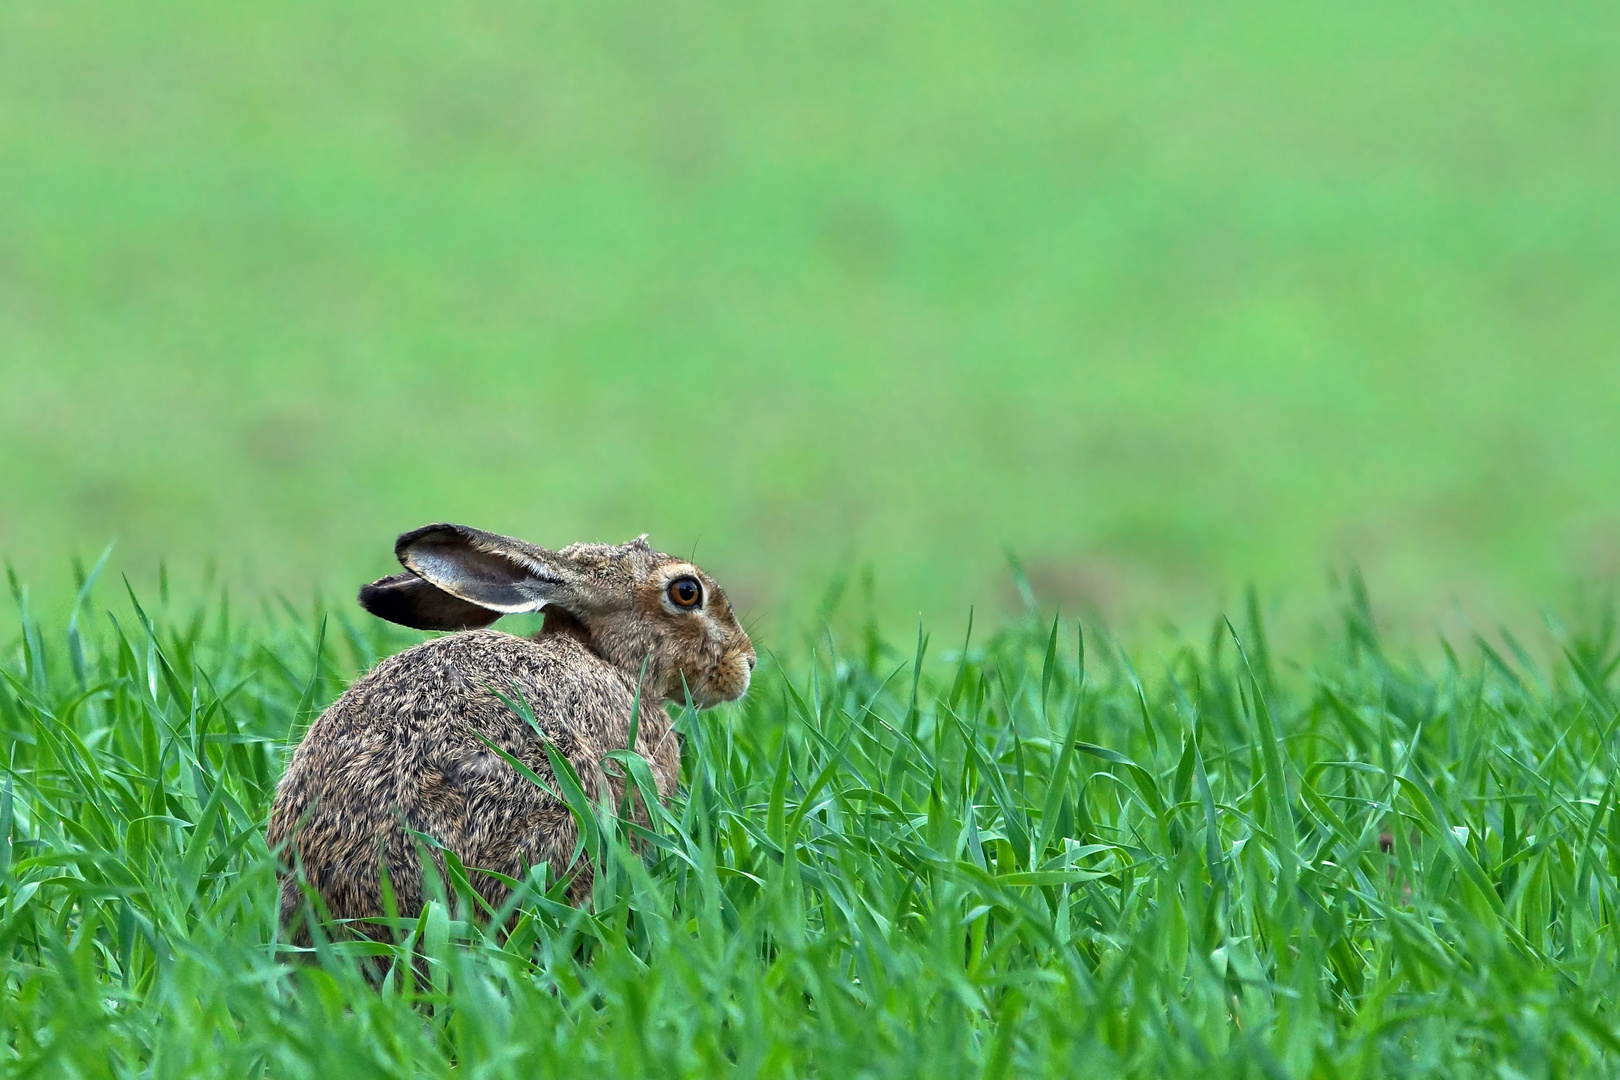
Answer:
xmin=266 ymin=523 xmax=756 ymax=940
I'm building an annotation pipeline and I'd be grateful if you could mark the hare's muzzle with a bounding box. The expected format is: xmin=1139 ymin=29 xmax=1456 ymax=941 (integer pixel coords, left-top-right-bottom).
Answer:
xmin=708 ymin=644 xmax=756 ymax=705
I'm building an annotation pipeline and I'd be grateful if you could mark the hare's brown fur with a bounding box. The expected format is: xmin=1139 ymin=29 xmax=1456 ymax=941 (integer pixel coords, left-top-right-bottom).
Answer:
xmin=266 ymin=525 xmax=754 ymax=942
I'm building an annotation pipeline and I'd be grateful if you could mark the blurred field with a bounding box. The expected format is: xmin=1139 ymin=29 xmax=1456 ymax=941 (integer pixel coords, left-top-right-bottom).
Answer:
xmin=3 ymin=0 xmax=1620 ymax=634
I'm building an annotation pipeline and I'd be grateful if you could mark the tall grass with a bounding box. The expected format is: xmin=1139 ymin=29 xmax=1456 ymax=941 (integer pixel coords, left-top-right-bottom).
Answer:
xmin=4 ymin=570 xmax=1620 ymax=1077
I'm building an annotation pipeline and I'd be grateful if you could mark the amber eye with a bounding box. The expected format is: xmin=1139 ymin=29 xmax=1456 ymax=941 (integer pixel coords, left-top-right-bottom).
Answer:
xmin=667 ymin=576 xmax=702 ymax=609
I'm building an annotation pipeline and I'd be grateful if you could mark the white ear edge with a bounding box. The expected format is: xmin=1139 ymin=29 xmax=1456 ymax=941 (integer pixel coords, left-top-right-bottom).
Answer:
xmin=396 ymin=523 xmax=566 ymax=614
xmin=408 ymin=548 xmax=551 ymax=613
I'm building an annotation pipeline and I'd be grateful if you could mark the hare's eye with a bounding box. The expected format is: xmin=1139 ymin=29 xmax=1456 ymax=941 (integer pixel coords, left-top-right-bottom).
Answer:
xmin=668 ymin=576 xmax=703 ymax=610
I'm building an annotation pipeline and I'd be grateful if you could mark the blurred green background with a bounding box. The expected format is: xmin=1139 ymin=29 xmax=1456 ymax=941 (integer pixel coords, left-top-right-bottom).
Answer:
xmin=3 ymin=0 xmax=1618 ymax=637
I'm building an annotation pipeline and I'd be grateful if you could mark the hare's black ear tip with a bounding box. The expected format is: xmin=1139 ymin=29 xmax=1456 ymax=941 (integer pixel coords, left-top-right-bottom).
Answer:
xmin=358 ymin=572 xmax=502 ymax=632
xmin=357 ymin=573 xmax=423 ymax=626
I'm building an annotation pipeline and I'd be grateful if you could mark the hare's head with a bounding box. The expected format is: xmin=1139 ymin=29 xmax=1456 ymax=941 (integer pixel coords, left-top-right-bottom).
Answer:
xmin=358 ymin=524 xmax=756 ymax=706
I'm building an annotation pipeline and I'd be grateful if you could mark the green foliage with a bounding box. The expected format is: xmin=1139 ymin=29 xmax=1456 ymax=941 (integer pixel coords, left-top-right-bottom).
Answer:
xmin=5 ymin=575 xmax=1620 ymax=1077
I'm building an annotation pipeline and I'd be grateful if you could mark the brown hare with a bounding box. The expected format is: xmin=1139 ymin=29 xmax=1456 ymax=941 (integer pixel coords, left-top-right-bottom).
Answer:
xmin=267 ymin=523 xmax=755 ymax=940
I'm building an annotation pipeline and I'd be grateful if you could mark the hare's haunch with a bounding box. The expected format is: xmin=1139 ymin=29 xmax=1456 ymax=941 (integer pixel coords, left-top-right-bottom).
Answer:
xmin=267 ymin=524 xmax=755 ymax=937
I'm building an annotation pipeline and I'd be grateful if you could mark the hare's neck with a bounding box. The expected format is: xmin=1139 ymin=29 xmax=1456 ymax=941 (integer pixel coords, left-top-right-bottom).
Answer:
xmin=535 ymin=607 xmax=593 ymax=647
xmin=536 ymin=607 xmax=673 ymax=701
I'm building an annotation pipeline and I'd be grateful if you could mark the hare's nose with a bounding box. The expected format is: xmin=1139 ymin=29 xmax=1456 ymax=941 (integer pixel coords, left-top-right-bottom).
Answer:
xmin=746 ymin=655 xmax=757 ymax=671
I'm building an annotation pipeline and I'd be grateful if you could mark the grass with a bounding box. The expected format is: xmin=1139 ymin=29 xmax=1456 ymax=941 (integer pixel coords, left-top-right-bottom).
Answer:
xmin=6 ymin=568 xmax=1620 ymax=1077
xmin=4 ymin=0 xmax=1620 ymax=628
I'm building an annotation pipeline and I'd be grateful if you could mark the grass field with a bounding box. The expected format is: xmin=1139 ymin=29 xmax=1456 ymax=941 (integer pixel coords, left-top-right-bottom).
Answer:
xmin=4 ymin=1 xmax=1620 ymax=631
xmin=7 ymin=575 xmax=1620 ymax=1077
xmin=6 ymin=5 xmax=1620 ymax=1072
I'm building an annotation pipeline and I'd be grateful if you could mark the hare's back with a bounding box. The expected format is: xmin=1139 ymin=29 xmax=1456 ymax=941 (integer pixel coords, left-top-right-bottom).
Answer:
xmin=327 ymin=628 xmax=639 ymax=751
xmin=269 ymin=629 xmax=654 ymax=926
xmin=273 ymin=629 xmax=673 ymax=829
xmin=270 ymin=630 xmax=659 ymax=860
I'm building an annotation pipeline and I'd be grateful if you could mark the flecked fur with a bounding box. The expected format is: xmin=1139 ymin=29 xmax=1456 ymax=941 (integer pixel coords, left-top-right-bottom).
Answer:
xmin=266 ymin=526 xmax=754 ymax=942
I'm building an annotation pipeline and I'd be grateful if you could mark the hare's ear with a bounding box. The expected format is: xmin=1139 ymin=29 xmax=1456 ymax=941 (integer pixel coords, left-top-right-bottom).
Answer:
xmin=357 ymin=573 xmax=504 ymax=631
xmin=393 ymin=523 xmax=572 ymax=614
